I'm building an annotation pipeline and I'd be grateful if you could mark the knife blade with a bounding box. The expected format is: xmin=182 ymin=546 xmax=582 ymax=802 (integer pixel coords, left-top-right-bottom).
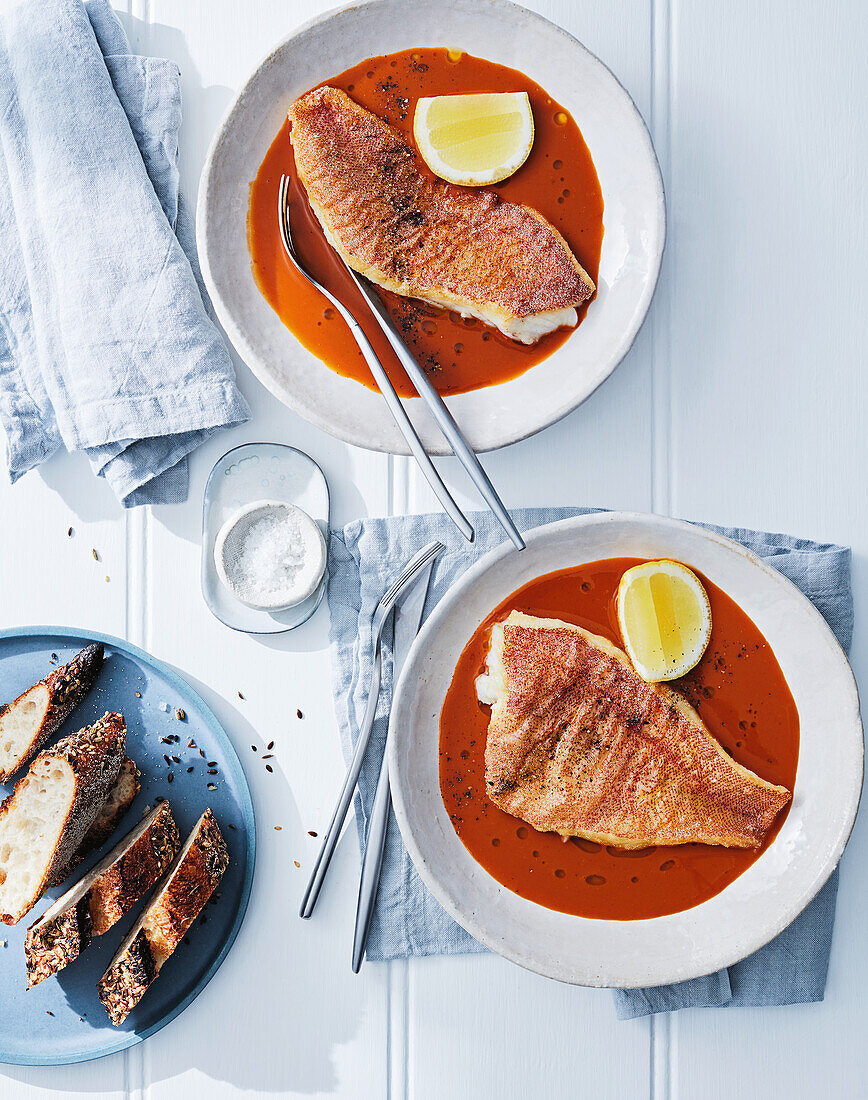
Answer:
xmin=351 ymin=555 xmax=437 ymax=971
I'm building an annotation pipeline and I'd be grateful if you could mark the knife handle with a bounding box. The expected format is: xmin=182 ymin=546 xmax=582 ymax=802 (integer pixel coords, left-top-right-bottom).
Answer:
xmin=299 ymin=650 xmax=383 ymax=919
xmin=352 ymin=748 xmax=393 ymax=972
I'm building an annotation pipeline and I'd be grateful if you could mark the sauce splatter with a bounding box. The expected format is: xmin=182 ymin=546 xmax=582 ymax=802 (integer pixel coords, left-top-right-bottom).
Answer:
xmin=247 ymin=47 xmax=604 ymax=397
xmin=439 ymin=558 xmax=800 ymax=921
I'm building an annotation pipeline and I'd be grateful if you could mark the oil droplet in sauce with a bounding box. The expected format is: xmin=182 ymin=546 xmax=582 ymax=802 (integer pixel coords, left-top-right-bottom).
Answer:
xmin=323 ymin=308 xmax=334 ymax=320
xmin=447 ymin=49 xmax=463 ymax=63
xmin=554 ymin=111 xmax=569 ymax=126
xmin=454 ymin=342 xmax=464 ymax=354
xmin=552 ymin=159 xmax=563 ymax=170
xmin=554 ymin=869 xmax=566 ymax=879
xmin=421 ymin=319 xmax=437 ymax=335
xmin=439 ymin=557 xmax=799 ymax=921
xmin=247 ymin=48 xmax=603 ymax=398
xmin=516 ymin=826 xmax=529 ymax=839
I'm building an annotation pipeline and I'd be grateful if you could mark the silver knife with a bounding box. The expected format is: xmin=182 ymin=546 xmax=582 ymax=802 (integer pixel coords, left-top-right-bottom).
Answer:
xmin=351 ymin=555 xmax=437 ymax=971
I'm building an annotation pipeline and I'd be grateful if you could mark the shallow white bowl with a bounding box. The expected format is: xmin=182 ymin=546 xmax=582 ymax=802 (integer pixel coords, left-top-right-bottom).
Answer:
xmin=197 ymin=0 xmax=665 ymax=454
xmin=388 ymin=513 xmax=863 ymax=987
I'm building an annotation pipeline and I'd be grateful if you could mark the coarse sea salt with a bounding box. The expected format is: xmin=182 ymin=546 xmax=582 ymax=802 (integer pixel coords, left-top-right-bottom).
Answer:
xmin=215 ymin=501 xmax=326 ymax=611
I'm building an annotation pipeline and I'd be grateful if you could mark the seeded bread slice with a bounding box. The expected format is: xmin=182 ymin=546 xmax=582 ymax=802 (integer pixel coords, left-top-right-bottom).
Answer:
xmin=0 ymin=713 xmax=126 ymax=925
xmin=98 ymin=808 xmax=228 ymax=1025
xmin=25 ymin=801 xmax=180 ymax=988
xmin=0 ymin=644 xmax=104 ymax=783
xmin=50 ymin=757 xmax=140 ymax=887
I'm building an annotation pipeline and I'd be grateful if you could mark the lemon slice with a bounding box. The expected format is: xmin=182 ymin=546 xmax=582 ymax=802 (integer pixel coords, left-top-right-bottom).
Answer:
xmin=413 ymin=92 xmax=534 ymax=186
xmin=616 ymin=560 xmax=712 ymax=682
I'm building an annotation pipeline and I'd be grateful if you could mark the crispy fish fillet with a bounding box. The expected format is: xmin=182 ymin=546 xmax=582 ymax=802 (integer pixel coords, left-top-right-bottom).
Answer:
xmin=288 ymin=86 xmax=595 ymax=344
xmin=477 ymin=611 xmax=791 ymax=849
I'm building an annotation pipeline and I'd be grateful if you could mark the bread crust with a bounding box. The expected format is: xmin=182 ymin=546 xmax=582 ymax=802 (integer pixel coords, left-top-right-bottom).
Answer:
xmin=49 ymin=757 xmax=140 ymax=886
xmin=98 ymin=808 xmax=228 ymax=1025
xmin=25 ymin=802 xmax=180 ymax=987
xmin=0 ymin=712 xmax=126 ymax=924
xmin=0 ymin=644 xmax=104 ymax=783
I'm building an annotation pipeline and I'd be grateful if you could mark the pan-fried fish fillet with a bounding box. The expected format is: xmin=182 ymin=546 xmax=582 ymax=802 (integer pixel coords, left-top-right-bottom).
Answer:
xmin=477 ymin=611 xmax=791 ymax=849
xmin=288 ymin=86 xmax=595 ymax=345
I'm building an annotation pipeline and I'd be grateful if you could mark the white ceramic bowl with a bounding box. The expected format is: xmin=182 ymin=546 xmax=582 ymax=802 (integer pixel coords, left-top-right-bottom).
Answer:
xmin=197 ymin=0 xmax=665 ymax=454
xmin=388 ymin=513 xmax=863 ymax=987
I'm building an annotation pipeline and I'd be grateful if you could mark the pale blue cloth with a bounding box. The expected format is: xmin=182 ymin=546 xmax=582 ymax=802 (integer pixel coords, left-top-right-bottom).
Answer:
xmin=328 ymin=509 xmax=853 ymax=1018
xmin=0 ymin=0 xmax=249 ymax=505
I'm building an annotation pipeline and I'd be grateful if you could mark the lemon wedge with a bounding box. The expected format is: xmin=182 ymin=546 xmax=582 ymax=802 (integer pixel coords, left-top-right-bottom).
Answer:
xmin=413 ymin=92 xmax=534 ymax=186
xmin=616 ymin=560 xmax=712 ymax=683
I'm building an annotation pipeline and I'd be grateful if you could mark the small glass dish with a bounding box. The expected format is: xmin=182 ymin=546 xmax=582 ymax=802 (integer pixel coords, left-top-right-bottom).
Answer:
xmin=201 ymin=443 xmax=330 ymax=634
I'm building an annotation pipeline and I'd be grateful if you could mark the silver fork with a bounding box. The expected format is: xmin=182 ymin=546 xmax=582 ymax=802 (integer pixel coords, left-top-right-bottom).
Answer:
xmin=299 ymin=539 xmax=444 ymax=919
xmin=278 ymin=177 xmax=473 ymax=544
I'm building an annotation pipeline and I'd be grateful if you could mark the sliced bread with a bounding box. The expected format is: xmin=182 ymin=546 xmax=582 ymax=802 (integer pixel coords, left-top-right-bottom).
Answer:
xmin=98 ymin=808 xmax=228 ymax=1025
xmin=25 ymin=801 xmax=180 ymax=988
xmin=0 ymin=644 xmax=104 ymax=783
xmin=0 ymin=713 xmax=126 ymax=925
xmin=50 ymin=757 xmax=140 ymax=886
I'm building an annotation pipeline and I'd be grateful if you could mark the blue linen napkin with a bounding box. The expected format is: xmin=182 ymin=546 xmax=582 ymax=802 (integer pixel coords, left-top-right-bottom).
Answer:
xmin=328 ymin=508 xmax=853 ymax=1017
xmin=0 ymin=0 xmax=249 ymax=506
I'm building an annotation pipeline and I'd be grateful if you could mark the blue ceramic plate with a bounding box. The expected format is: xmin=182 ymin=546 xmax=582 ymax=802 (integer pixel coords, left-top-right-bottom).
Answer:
xmin=0 ymin=627 xmax=256 ymax=1065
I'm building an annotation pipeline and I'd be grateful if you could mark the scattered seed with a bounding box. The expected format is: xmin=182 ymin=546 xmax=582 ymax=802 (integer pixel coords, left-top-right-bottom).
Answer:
xmin=161 ymin=736 xmax=172 ymax=744
xmin=154 ymin=796 xmax=165 ymax=803
xmin=168 ymin=773 xmax=174 ymax=783
xmin=251 ymin=745 xmax=258 ymax=753
xmin=207 ymin=783 xmax=217 ymax=790
xmin=275 ymin=826 xmax=282 ymax=831
xmin=163 ymin=754 xmax=171 ymax=765
xmin=307 ymin=831 xmax=318 ymax=838
xmin=46 ymin=1010 xmax=54 ymax=1017
xmin=135 ymin=691 xmax=142 ymax=698
xmin=91 ymin=548 xmax=99 ymax=561
xmin=293 ymin=860 xmax=300 ymax=868
xmin=67 ymin=527 xmax=74 ymax=537
xmin=159 ymin=702 xmax=170 ymax=713
xmin=238 ymin=691 xmax=245 ymax=700
xmin=296 ymin=709 xmax=303 ymax=719
xmin=261 ymin=754 xmax=273 ymax=760
xmin=199 ymin=748 xmax=206 ymax=758
xmin=175 ymin=708 xmax=186 ymax=721
xmin=105 ymin=576 xmax=110 ymax=583
xmin=265 ymin=765 xmax=273 ymax=773
xmin=188 ymin=739 xmax=196 ymax=749
xmin=267 ymin=741 xmax=274 ymax=751
xmin=207 ymin=761 xmax=217 ymax=768
xmin=171 ymin=755 xmax=180 ymax=764
xmin=207 ymin=769 xmax=218 ymax=775
xmin=187 ymin=766 xmax=194 ymax=773
xmin=228 ymin=824 xmax=237 ymax=831
xmin=0 ymin=939 xmax=7 ymax=948
xmin=50 ymin=652 xmax=58 ymax=663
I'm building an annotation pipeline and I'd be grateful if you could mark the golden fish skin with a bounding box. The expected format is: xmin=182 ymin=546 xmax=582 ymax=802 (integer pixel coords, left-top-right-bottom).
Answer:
xmin=478 ymin=611 xmax=791 ymax=849
xmin=288 ymin=87 xmax=595 ymax=344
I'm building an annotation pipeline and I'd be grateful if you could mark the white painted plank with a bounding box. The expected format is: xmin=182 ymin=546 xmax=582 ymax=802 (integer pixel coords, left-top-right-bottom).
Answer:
xmin=139 ymin=1 xmax=393 ymax=1095
xmin=666 ymin=2 xmax=868 ymax=1098
xmin=403 ymin=1 xmax=655 ymax=1098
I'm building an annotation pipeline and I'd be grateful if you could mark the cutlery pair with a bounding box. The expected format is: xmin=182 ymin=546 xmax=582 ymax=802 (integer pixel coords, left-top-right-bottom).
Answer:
xmin=278 ymin=176 xmax=524 ymax=552
xmin=299 ymin=541 xmax=443 ymax=970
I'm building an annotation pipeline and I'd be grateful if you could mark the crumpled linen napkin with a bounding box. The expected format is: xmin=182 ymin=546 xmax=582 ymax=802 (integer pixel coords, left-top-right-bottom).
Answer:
xmin=328 ymin=508 xmax=853 ymax=1018
xmin=0 ymin=0 xmax=249 ymax=506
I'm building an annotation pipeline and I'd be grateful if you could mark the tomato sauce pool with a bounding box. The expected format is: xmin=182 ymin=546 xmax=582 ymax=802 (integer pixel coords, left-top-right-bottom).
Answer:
xmin=439 ymin=559 xmax=800 ymax=921
xmin=247 ymin=47 xmax=604 ymax=397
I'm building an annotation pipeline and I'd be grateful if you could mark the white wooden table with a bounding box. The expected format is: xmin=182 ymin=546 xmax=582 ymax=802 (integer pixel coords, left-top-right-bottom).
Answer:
xmin=2 ymin=0 xmax=866 ymax=1096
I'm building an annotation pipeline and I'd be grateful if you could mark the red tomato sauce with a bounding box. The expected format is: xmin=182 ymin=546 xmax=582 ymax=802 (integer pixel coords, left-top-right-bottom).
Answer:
xmin=247 ymin=47 xmax=604 ymax=397
xmin=439 ymin=559 xmax=800 ymax=920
